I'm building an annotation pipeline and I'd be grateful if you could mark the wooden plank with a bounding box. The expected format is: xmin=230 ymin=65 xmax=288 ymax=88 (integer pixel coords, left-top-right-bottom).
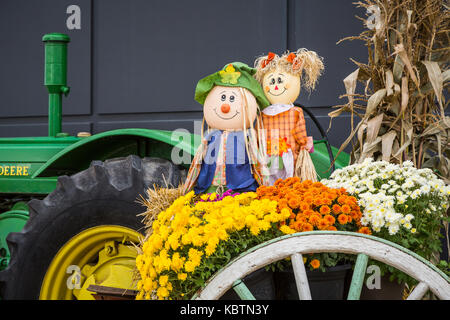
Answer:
xmin=232 ymin=280 xmax=256 ymax=300
xmin=347 ymin=254 xmax=369 ymax=300
xmin=291 ymin=253 xmax=312 ymax=300
xmin=406 ymin=282 xmax=429 ymax=300
xmin=193 ymin=232 xmax=450 ymax=300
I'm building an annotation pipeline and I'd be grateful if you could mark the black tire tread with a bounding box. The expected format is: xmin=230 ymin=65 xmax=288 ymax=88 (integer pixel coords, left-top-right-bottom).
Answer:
xmin=0 ymin=155 xmax=181 ymax=300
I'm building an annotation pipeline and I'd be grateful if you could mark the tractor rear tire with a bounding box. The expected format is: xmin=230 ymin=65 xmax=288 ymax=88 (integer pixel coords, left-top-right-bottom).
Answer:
xmin=0 ymin=155 xmax=183 ymax=300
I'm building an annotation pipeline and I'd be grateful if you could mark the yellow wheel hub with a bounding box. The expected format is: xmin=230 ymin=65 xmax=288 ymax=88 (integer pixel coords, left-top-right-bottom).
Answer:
xmin=39 ymin=225 xmax=141 ymax=300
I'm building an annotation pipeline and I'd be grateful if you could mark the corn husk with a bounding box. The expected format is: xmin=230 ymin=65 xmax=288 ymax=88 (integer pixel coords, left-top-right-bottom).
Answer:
xmin=330 ymin=0 xmax=449 ymax=182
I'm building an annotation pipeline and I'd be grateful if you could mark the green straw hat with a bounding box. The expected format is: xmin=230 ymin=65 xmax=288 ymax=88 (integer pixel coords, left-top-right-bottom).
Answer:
xmin=194 ymin=62 xmax=270 ymax=110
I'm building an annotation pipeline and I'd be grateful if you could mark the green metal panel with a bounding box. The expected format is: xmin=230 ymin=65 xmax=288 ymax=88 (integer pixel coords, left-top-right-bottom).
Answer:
xmin=0 ymin=177 xmax=58 ymax=194
xmin=0 ymin=129 xmax=196 ymax=194
xmin=33 ymin=128 xmax=197 ymax=178
xmin=311 ymin=141 xmax=350 ymax=179
xmin=0 ymin=203 xmax=29 ymax=271
xmin=0 ymin=136 xmax=79 ymax=194
xmin=0 ymin=136 xmax=80 ymax=163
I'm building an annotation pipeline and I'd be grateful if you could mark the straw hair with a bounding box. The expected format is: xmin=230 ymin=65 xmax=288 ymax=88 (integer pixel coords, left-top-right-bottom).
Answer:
xmin=295 ymin=148 xmax=318 ymax=182
xmin=254 ymin=53 xmax=281 ymax=83
xmin=254 ymin=49 xmax=324 ymax=91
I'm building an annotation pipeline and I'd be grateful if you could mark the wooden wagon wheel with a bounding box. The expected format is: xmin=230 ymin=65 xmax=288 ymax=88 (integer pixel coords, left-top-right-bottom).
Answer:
xmin=193 ymin=231 xmax=450 ymax=300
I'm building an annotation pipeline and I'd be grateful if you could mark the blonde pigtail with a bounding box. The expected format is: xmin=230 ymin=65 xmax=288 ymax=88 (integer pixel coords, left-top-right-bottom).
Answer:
xmin=294 ymin=148 xmax=318 ymax=182
xmin=287 ymin=48 xmax=324 ymax=92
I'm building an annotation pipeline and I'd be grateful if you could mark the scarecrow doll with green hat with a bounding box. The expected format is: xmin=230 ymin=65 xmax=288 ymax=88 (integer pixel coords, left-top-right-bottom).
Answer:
xmin=183 ymin=62 xmax=270 ymax=194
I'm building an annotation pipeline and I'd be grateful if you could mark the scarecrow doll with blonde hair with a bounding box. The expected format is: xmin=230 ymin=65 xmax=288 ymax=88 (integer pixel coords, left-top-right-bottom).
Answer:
xmin=183 ymin=62 xmax=270 ymax=194
xmin=254 ymin=49 xmax=324 ymax=184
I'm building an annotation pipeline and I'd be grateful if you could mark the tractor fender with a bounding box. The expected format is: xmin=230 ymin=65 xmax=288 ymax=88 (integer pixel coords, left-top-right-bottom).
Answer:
xmin=33 ymin=128 xmax=199 ymax=178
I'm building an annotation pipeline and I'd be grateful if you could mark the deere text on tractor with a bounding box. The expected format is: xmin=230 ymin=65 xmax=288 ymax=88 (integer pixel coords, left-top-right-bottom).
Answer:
xmin=0 ymin=33 xmax=349 ymax=300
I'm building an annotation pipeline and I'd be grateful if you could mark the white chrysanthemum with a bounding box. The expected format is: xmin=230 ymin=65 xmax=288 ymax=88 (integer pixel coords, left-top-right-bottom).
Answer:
xmin=360 ymin=217 xmax=369 ymax=226
xmin=385 ymin=211 xmax=397 ymax=223
xmin=404 ymin=222 xmax=412 ymax=230
xmin=321 ymin=159 xmax=449 ymax=237
xmin=388 ymin=224 xmax=400 ymax=235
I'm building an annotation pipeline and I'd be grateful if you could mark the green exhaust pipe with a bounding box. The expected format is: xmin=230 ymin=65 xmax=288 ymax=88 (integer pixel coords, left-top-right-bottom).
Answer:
xmin=42 ymin=33 xmax=70 ymax=137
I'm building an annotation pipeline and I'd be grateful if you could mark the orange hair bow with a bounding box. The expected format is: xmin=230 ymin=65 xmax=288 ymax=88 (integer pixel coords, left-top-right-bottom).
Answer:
xmin=261 ymin=52 xmax=275 ymax=68
xmin=286 ymin=52 xmax=303 ymax=71
xmin=286 ymin=52 xmax=296 ymax=63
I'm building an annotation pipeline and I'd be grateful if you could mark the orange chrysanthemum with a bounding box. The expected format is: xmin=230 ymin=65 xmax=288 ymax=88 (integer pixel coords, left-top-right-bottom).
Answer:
xmin=288 ymin=197 xmax=300 ymax=209
xmin=341 ymin=204 xmax=351 ymax=214
xmin=310 ymin=259 xmax=320 ymax=269
xmin=317 ymin=219 xmax=329 ymax=230
xmin=351 ymin=211 xmax=361 ymax=220
xmin=319 ymin=205 xmax=331 ymax=215
xmin=332 ymin=204 xmax=341 ymax=214
xmin=308 ymin=214 xmax=321 ymax=226
xmin=337 ymin=196 xmax=347 ymax=205
xmin=324 ymin=214 xmax=336 ymax=225
xmin=278 ymin=199 xmax=289 ymax=209
xmin=299 ymin=202 xmax=310 ymax=211
xmin=293 ymin=221 xmax=303 ymax=231
xmin=358 ymin=227 xmax=372 ymax=235
xmin=303 ymin=209 xmax=315 ymax=217
xmin=303 ymin=196 xmax=314 ymax=205
xmin=313 ymin=197 xmax=323 ymax=207
xmin=255 ymin=178 xmax=363 ymax=235
xmin=338 ymin=214 xmax=348 ymax=225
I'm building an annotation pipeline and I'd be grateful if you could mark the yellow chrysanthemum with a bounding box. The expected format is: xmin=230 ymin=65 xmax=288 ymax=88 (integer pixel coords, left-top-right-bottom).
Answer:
xmin=280 ymin=225 xmax=296 ymax=234
xmin=177 ymin=273 xmax=187 ymax=281
xmin=136 ymin=188 xmax=295 ymax=300
xmin=159 ymin=275 xmax=169 ymax=287
xmin=156 ymin=286 xmax=169 ymax=299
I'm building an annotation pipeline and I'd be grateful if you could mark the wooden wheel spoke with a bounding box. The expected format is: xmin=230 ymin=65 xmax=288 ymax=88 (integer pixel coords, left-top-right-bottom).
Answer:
xmin=291 ymin=253 xmax=312 ymax=300
xmin=232 ymin=279 xmax=256 ymax=300
xmin=347 ymin=254 xmax=369 ymax=300
xmin=406 ymin=282 xmax=429 ymax=300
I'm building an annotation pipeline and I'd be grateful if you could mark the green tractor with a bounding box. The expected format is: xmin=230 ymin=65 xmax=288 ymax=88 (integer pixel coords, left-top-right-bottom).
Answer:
xmin=0 ymin=33 xmax=349 ymax=300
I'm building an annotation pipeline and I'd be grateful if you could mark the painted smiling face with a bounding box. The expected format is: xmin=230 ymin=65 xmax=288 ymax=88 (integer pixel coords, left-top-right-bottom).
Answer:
xmin=203 ymin=86 xmax=258 ymax=131
xmin=262 ymin=68 xmax=301 ymax=105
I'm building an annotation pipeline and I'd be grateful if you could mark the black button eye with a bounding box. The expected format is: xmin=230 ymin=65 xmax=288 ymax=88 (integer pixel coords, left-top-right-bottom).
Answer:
xmin=277 ymin=77 xmax=283 ymax=84
xmin=221 ymin=94 xmax=226 ymax=101
xmin=270 ymin=78 xmax=275 ymax=85
xmin=229 ymin=95 xmax=235 ymax=103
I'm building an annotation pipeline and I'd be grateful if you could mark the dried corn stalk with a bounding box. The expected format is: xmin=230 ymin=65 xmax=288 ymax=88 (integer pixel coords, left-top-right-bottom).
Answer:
xmin=330 ymin=0 xmax=450 ymax=182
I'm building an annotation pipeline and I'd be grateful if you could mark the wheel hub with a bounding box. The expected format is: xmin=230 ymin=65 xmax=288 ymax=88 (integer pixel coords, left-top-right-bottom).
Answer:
xmin=39 ymin=225 xmax=141 ymax=300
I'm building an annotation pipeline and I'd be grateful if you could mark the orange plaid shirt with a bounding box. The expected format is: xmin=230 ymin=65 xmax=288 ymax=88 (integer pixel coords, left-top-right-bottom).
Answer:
xmin=262 ymin=106 xmax=308 ymax=162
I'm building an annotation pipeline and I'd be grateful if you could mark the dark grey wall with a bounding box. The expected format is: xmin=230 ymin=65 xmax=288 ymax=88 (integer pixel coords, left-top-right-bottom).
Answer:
xmin=0 ymin=0 xmax=366 ymax=149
